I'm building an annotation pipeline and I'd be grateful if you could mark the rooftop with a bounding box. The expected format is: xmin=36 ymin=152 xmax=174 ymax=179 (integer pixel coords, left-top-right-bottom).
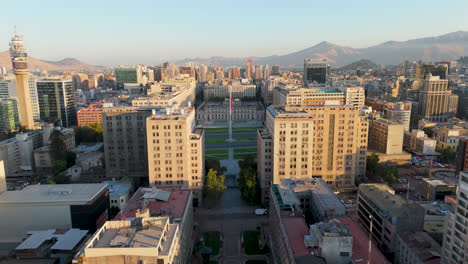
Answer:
xmin=337 ymin=217 xmax=390 ymax=264
xmin=73 ymin=143 xmax=104 ymax=153
xmin=359 ymin=184 xmax=408 ymax=217
xmin=399 ymin=232 xmax=441 ymax=263
xmin=0 ymin=183 xmax=108 ymax=205
xmin=281 ymin=216 xmax=310 ymax=257
xmin=116 ymin=186 xmax=190 ymax=220
xmin=16 ymin=228 xmax=88 ymax=251
xmin=102 ymin=181 xmax=132 ymax=197
xmin=422 ymin=178 xmax=456 ymax=187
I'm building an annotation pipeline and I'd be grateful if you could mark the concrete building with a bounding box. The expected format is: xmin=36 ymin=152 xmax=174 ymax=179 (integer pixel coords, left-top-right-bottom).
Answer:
xmin=114 ymin=67 xmax=141 ymax=89
xmin=102 ymin=107 xmax=152 ymax=187
xmin=0 ymin=160 xmax=6 ymax=193
xmin=259 ymin=105 xmax=368 ymax=192
xmin=395 ymin=231 xmax=441 ymax=264
xmin=0 ymin=132 xmax=42 ymax=176
xmin=77 ymin=101 xmax=105 ymax=127
xmin=421 ymin=178 xmax=457 ymax=201
xmin=369 ymin=118 xmax=405 ymax=155
xmin=357 ymin=184 xmax=425 ymax=254
xmin=303 ymin=59 xmax=329 ymax=85
xmin=146 ymin=107 xmax=204 ymax=205
xmin=433 ymin=126 xmax=460 ymax=151
xmin=102 ymin=180 xmax=132 ymax=210
xmin=403 ymin=130 xmax=437 ymax=155
xmin=308 ymin=220 xmax=353 ymax=264
xmin=456 ymin=137 xmax=468 ymax=174
xmin=37 ymin=79 xmax=76 ymax=127
xmin=132 ymin=82 xmax=196 ymax=108
xmin=272 ymin=86 xmax=365 ymax=107
xmin=196 ymin=99 xmax=264 ymax=121
xmin=269 ymin=185 xmax=327 ymax=264
xmin=418 ymin=74 xmax=451 ymax=122
xmin=448 ymin=94 xmax=459 ymax=117
xmin=442 ymin=171 xmax=468 ymax=264
xmin=387 ymin=103 xmax=411 ymax=132
xmin=9 ymin=30 xmax=35 ymax=129
xmin=0 ymin=183 xmax=109 ymax=241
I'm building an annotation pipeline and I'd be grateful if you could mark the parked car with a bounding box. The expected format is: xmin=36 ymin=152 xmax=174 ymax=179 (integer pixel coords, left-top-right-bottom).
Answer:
xmin=255 ymin=209 xmax=268 ymax=215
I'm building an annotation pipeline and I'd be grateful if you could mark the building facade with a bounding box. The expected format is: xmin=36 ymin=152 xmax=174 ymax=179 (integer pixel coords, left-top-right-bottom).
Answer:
xmin=368 ymin=118 xmax=405 ymax=155
xmin=418 ymin=74 xmax=451 ymax=122
xmin=77 ymin=101 xmax=104 ymax=127
xmin=196 ymin=99 xmax=264 ymax=121
xmin=102 ymin=107 xmax=152 ymax=187
xmin=37 ymin=79 xmax=77 ymax=127
xmin=303 ymin=59 xmax=329 ymax=85
xmin=146 ymin=107 xmax=204 ymax=205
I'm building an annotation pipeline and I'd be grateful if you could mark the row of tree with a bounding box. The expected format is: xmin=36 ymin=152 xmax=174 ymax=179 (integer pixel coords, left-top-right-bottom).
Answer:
xmin=238 ymin=155 xmax=260 ymax=205
xmin=366 ymin=153 xmax=399 ymax=183
xmin=203 ymin=160 xmax=227 ymax=208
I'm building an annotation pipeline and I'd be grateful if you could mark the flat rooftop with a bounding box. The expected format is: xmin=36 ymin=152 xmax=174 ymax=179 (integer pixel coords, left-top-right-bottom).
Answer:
xmin=399 ymin=231 xmax=441 ymax=263
xmin=281 ymin=216 xmax=310 ymax=257
xmin=422 ymin=178 xmax=456 ymax=187
xmin=0 ymin=183 xmax=108 ymax=205
xmin=116 ymin=186 xmax=190 ymax=220
xmin=102 ymin=181 xmax=131 ymax=197
xmin=337 ymin=217 xmax=390 ymax=264
xmin=359 ymin=184 xmax=408 ymax=217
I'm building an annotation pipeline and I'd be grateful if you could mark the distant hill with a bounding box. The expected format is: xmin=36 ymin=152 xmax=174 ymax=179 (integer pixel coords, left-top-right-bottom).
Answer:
xmin=177 ymin=31 xmax=468 ymax=67
xmin=0 ymin=51 xmax=101 ymax=71
xmin=337 ymin=59 xmax=378 ymax=71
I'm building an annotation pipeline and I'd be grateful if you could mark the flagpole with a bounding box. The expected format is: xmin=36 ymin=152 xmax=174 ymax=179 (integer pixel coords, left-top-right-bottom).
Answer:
xmin=229 ymin=88 xmax=232 ymax=142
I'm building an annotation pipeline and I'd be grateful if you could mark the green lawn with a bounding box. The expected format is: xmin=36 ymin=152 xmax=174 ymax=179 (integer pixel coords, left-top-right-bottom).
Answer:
xmin=205 ymin=127 xmax=258 ymax=135
xmin=206 ymin=154 xmax=228 ymax=161
xmin=234 ymin=147 xmax=257 ymax=153
xmin=245 ymin=260 xmax=267 ymax=264
xmin=233 ymin=137 xmax=257 ymax=142
xmin=235 ymin=154 xmax=255 ymax=159
xmin=203 ymin=231 xmax=221 ymax=256
xmin=243 ymin=231 xmax=264 ymax=255
xmin=206 ymin=149 xmax=229 ymax=155
xmin=232 ymin=128 xmax=258 ymax=133
xmin=205 ymin=138 xmax=228 ymax=144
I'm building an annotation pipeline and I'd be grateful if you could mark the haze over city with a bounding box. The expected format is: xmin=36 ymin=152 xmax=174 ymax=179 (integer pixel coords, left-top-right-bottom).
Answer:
xmin=1 ymin=0 xmax=468 ymax=65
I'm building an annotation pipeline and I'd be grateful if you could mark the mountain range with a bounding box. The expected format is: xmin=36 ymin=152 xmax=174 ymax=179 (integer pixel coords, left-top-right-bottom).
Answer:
xmin=0 ymin=51 xmax=100 ymax=71
xmin=177 ymin=31 xmax=468 ymax=68
xmin=0 ymin=31 xmax=467 ymax=70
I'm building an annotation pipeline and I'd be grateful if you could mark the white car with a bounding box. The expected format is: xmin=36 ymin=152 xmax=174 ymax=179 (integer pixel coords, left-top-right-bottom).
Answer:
xmin=255 ymin=209 xmax=268 ymax=215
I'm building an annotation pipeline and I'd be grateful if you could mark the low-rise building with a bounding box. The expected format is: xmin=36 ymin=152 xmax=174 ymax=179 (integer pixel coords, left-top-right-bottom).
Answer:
xmin=0 ymin=183 xmax=109 ymax=241
xmin=421 ymin=178 xmax=457 ymax=201
xmin=368 ymin=118 xmax=405 ymax=155
xmin=395 ymin=231 xmax=441 ymax=264
xmin=357 ymin=184 xmax=425 ymax=254
xmin=308 ymin=220 xmax=353 ymax=264
xmin=404 ymin=130 xmax=437 ymax=155
xmin=77 ymin=101 xmax=105 ymax=127
xmin=102 ymin=180 xmax=132 ymax=210
xmin=196 ymin=99 xmax=264 ymax=121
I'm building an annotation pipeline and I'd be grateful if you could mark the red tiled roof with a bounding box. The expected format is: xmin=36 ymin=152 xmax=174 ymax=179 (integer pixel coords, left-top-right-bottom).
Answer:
xmin=281 ymin=216 xmax=310 ymax=257
xmin=337 ymin=217 xmax=390 ymax=264
xmin=114 ymin=186 xmax=190 ymax=220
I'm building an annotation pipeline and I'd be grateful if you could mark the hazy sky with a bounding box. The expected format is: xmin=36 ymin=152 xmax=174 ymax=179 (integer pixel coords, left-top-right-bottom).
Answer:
xmin=1 ymin=0 xmax=467 ymax=66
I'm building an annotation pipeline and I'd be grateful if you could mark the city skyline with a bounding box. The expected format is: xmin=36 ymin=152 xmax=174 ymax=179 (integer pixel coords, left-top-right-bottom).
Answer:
xmin=1 ymin=0 xmax=468 ymax=65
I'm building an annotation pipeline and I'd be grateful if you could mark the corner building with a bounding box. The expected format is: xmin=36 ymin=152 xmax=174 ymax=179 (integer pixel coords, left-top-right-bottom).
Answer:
xmin=146 ymin=107 xmax=204 ymax=206
xmin=258 ymin=105 xmax=368 ymax=201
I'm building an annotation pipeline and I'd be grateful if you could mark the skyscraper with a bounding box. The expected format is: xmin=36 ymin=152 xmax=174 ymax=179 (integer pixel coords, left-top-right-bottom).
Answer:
xmin=303 ymin=59 xmax=329 ymax=85
xmin=36 ymin=80 xmax=76 ymax=127
xmin=9 ymin=28 xmax=34 ymax=129
xmin=0 ymin=99 xmax=19 ymax=133
xmin=418 ymin=73 xmax=451 ymax=122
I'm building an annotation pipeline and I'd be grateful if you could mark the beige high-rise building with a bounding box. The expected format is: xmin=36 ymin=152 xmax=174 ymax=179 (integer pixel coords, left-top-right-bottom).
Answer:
xmin=368 ymin=118 xmax=404 ymax=155
xmin=442 ymin=171 xmax=468 ymax=264
xmin=258 ymin=105 xmax=368 ymax=200
xmin=146 ymin=107 xmax=204 ymax=204
xmin=9 ymin=30 xmax=34 ymax=129
xmin=272 ymin=86 xmax=365 ymax=107
xmin=418 ymin=73 xmax=451 ymax=122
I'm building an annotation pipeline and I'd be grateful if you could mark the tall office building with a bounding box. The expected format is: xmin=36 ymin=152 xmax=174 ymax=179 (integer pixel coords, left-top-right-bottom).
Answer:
xmin=146 ymin=107 xmax=204 ymax=205
xmin=102 ymin=107 xmax=152 ymax=187
xmin=36 ymin=80 xmax=76 ymax=127
xmin=0 ymin=99 xmax=19 ymax=133
xmin=9 ymin=29 xmax=34 ymax=129
xmin=271 ymin=65 xmax=280 ymax=76
xmin=442 ymin=171 xmax=468 ymax=264
xmin=114 ymin=67 xmax=141 ymax=89
xmin=303 ymin=59 xmax=330 ymax=85
xmin=418 ymin=73 xmax=451 ymax=122
xmin=258 ymin=105 xmax=368 ymax=200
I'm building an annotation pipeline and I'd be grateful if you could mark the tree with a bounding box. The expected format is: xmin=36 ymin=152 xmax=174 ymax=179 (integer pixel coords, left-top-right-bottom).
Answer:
xmin=52 ymin=160 xmax=68 ymax=176
xmin=382 ymin=166 xmax=398 ymax=183
xmin=423 ymin=127 xmax=434 ymax=138
xmin=238 ymin=154 xmax=256 ymax=171
xmin=204 ymin=169 xmax=227 ymax=207
xmin=366 ymin=153 xmax=380 ymax=175
xmin=439 ymin=147 xmax=456 ymax=163
xmin=410 ymin=114 xmax=423 ymax=129
xmin=74 ymin=123 xmax=103 ymax=145
xmin=238 ymin=168 xmax=259 ymax=204
xmin=49 ymin=130 xmax=66 ymax=161
xmin=205 ymin=159 xmax=227 ymax=176
xmin=66 ymin=151 xmax=77 ymax=168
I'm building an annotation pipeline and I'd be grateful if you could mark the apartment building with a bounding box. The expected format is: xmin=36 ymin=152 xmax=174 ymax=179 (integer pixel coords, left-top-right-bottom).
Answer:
xmin=258 ymin=105 xmax=368 ymax=195
xmin=132 ymin=83 xmax=196 ymax=108
xmin=395 ymin=231 xmax=441 ymax=264
xmin=102 ymin=107 xmax=152 ymax=187
xmin=442 ymin=171 xmax=468 ymax=264
xmin=403 ymin=130 xmax=437 ymax=155
xmin=357 ymin=184 xmax=425 ymax=255
xmin=77 ymin=101 xmax=104 ymax=127
xmin=146 ymin=107 xmax=204 ymax=205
